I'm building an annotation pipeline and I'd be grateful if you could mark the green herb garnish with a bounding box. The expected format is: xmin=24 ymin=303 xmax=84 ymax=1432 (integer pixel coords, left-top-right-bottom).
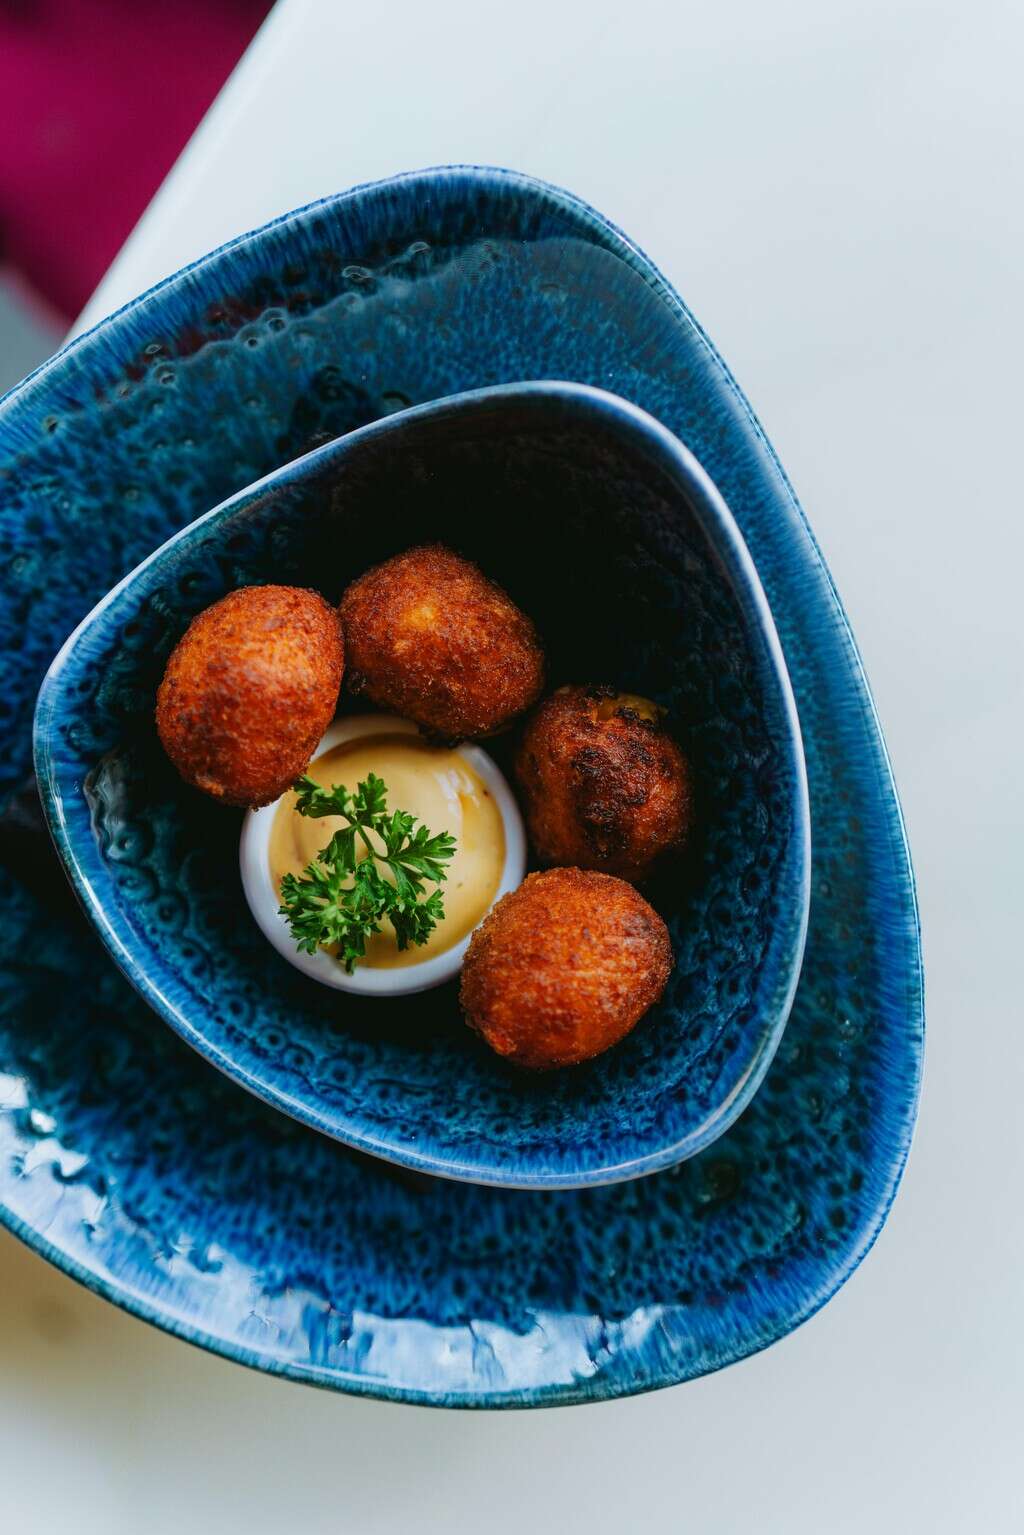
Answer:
xmin=278 ymin=772 xmax=457 ymax=973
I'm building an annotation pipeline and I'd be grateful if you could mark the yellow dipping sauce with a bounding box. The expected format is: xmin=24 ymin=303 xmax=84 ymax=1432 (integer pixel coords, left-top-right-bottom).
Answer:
xmin=269 ymin=733 xmax=504 ymax=968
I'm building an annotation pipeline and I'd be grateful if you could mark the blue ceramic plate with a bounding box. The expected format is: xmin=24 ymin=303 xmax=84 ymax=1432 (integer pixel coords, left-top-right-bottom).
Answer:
xmin=34 ymin=381 xmax=811 ymax=1189
xmin=0 ymin=167 xmax=921 ymax=1405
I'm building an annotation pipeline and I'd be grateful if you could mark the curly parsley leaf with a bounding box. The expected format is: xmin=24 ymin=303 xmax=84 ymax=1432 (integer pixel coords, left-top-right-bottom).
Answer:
xmin=278 ymin=773 xmax=456 ymax=973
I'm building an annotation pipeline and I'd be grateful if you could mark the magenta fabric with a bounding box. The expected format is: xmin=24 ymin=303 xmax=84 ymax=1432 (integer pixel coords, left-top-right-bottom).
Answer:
xmin=0 ymin=0 xmax=270 ymax=319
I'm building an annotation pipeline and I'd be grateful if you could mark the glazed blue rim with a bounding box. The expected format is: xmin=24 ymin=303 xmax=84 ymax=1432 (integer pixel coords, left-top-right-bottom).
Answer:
xmin=0 ymin=165 xmax=923 ymax=1406
xmin=32 ymin=379 xmax=812 ymax=1190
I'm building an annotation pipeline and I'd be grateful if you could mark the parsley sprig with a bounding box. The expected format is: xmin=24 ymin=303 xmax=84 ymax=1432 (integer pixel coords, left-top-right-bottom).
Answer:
xmin=278 ymin=772 xmax=457 ymax=973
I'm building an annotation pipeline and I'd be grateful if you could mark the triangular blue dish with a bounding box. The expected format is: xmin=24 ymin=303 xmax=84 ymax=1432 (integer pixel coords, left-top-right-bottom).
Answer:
xmin=34 ymin=381 xmax=811 ymax=1189
xmin=0 ymin=167 xmax=922 ymax=1406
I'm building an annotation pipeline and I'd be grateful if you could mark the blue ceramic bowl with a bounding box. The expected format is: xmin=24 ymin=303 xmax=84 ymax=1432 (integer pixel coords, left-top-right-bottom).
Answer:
xmin=0 ymin=167 xmax=921 ymax=1405
xmin=34 ymin=381 xmax=810 ymax=1189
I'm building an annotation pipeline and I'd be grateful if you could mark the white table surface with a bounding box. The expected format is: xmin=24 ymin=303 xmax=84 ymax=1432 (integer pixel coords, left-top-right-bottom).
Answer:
xmin=6 ymin=0 xmax=1023 ymax=1529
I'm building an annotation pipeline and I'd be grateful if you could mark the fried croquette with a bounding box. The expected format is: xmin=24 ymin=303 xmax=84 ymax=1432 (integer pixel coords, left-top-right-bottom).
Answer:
xmin=156 ymin=585 xmax=344 ymax=807
xmin=338 ymin=544 xmax=544 ymax=739
xmin=515 ymin=685 xmax=692 ymax=883
xmin=460 ymin=867 xmax=673 ymax=1069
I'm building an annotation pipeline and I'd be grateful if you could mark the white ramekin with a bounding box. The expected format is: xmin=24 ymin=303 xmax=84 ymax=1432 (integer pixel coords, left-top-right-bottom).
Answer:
xmin=239 ymin=714 xmax=526 ymax=996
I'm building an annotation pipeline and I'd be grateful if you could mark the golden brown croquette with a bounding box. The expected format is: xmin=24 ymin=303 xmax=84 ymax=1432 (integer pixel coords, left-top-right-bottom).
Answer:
xmin=338 ymin=544 xmax=544 ymax=739
xmin=515 ymin=685 xmax=692 ymax=883
xmin=155 ymin=585 xmax=344 ymax=807
xmin=460 ymin=867 xmax=673 ymax=1069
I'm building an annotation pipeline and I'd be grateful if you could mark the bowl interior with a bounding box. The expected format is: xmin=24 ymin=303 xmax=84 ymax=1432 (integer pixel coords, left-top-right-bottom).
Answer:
xmin=36 ymin=381 xmax=808 ymax=1187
